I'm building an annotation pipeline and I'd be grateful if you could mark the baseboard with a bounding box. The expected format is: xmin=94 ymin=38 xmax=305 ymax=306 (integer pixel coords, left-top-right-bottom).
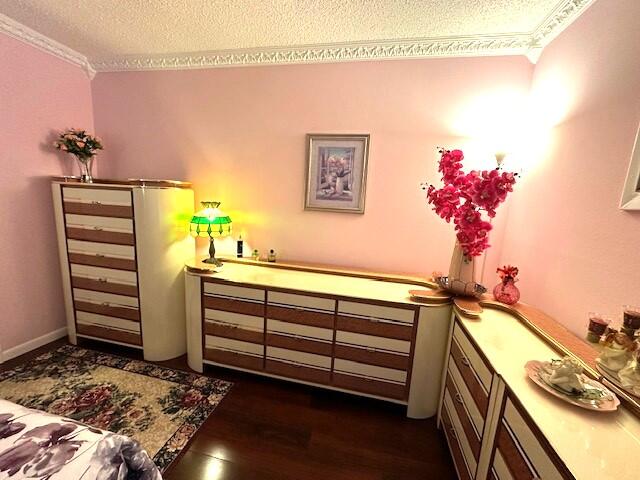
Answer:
xmin=0 ymin=327 xmax=68 ymax=363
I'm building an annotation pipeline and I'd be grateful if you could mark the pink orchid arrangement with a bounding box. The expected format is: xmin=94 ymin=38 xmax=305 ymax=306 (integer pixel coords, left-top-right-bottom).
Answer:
xmin=424 ymin=149 xmax=517 ymax=257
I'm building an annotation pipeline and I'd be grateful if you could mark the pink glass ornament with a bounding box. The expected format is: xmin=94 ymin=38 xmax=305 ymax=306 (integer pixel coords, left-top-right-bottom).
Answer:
xmin=493 ymin=279 xmax=520 ymax=305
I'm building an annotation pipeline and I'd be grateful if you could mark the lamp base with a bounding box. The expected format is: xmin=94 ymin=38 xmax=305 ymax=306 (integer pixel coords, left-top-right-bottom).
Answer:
xmin=202 ymin=257 xmax=223 ymax=267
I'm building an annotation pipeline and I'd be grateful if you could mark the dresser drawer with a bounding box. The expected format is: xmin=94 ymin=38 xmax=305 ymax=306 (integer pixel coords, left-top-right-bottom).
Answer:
xmin=204 ymin=347 xmax=263 ymax=371
xmin=65 ymin=214 xmax=134 ymax=233
xmin=496 ymin=396 xmax=568 ymax=480
xmin=204 ymin=295 xmax=264 ymax=317
xmin=70 ymin=264 xmax=138 ymax=285
xmin=445 ymin=371 xmax=481 ymax=461
xmin=66 ymin=226 xmax=135 ymax=246
xmin=76 ymin=323 xmax=141 ymax=346
xmin=266 ymin=359 xmax=331 ymax=385
xmin=267 ymin=318 xmax=333 ymax=341
xmin=334 ymin=358 xmax=406 ymax=383
xmin=67 ymin=240 xmax=135 ymax=259
xmin=205 ymin=336 xmax=264 ymax=356
xmin=336 ymin=314 xmax=413 ymax=341
xmin=266 ymin=346 xmax=331 ymax=369
xmin=443 ymin=389 xmax=477 ymax=478
xmin=334 ymin=343 xmax=409 ymax=371
xmin=266 ymin=304 xmax=334 ymax=329
xmin=441 ymin=404 xmax=473 ymax=480
xmin=453 ymin=322 xmax=493 ymax=390
xmin=335 ymin=330 xmax=411 ymax=354
xmin=448 ymin=360 xmax=486 ymax=434
xmin=76 ymin=311 xmax=141 ymax=334
xmin=62 ymin=186 xmax=132 ymax=206
xmin=203 ymin=281 xmax=265 ymax=301
xmin=266 ymin=332 xmax=333 ymax=356
xmin=68 ymin=252 xmax=136 ymax=271
xmin=64 ymin=200 xmax=133 ymax=218
xmin=73 ymin=289 xmax=139 ymax=308
xmin=204 ymin=321 xmax=263 ymax=344
xmin=268 ymin=291 xmax=335 ymax=312
xmin=338 ymin=301 xmax=415 ymax=324
xmin=75 ymin=299 xmax=140 ymax=322
xmin=204 ymin=309 xmax=264 ymax=331
xmin=71 ymin=276 xmax=138 ymax=297
xmin=332 ymin=372 xmax=406 ymax=400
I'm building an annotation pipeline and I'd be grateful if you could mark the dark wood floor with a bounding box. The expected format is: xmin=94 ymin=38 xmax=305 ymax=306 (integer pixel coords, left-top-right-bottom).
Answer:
xmin=1 ymin=338 xmax=456 ymax=480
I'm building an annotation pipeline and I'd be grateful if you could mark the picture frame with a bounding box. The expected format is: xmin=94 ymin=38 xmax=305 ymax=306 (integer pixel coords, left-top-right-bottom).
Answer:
xmin=620 ymin=123 xmax=640 ymax=210
xmin=304 ymin=134 xmax=370 ymax=213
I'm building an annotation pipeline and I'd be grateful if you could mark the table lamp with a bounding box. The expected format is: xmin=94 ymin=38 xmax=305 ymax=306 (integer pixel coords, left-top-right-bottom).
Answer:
xmin=190 ymin=201 xmax=232 ymax=267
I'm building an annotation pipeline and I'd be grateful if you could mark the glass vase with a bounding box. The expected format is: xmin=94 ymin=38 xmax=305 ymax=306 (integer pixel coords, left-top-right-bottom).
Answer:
xmin=75 ymin=155 xmax=94 ymax=183
xmin=493 ymin=279 xmax=520 ymax=305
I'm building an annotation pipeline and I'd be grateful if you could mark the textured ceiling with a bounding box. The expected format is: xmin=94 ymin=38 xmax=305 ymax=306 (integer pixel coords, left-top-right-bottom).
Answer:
xmin=1 ymin=0 xmax=561 ymax=60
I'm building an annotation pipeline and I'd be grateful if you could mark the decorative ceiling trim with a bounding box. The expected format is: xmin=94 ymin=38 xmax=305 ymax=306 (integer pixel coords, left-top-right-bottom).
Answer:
xmin=0 ymin=13 xmax=95 ymax=78
xmin=91 ymin=33 xmax=533 ymax=72
xmin=1 ymin=0 xmax=596 ymax=75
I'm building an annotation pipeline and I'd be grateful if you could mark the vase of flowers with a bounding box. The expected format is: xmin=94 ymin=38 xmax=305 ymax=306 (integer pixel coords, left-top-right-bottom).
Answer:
xmin=493 ymin=265 xmax=520 ymax=305
xmin=424 ymin=149 xmax=517 ymax=296
xmin=54 ymin=128 xmax=103 ymax=183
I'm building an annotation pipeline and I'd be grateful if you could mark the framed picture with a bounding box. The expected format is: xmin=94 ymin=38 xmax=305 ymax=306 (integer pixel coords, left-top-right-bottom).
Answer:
xmin=304 ymin=134 xmax=370 ymax=213
xmin=620 ymin=122 xmax=640 ymax=210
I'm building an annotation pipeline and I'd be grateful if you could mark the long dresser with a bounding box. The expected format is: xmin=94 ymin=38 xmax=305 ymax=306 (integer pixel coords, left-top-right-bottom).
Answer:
xmin=185 ymin=259 xmax=452 ymax=418
xmin=439 ymin=306 xmax=640 ymax=480
xmin=52 ymin=178 xmax=194 ymax=361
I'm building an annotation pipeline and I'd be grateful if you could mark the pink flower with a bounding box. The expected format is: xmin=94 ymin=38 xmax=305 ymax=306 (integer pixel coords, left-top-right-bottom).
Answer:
xmin=424 ymin=149 xmax=517 ymax=257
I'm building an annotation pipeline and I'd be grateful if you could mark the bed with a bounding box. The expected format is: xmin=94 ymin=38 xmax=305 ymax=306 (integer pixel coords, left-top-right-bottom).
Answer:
xmin=0 ymin=399 xmax=161 ymax=479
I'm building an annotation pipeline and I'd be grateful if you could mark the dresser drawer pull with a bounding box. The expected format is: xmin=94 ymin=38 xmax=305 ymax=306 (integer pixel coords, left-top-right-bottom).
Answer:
xmin=365 ymin=347 xmax=376 ymax=353
xmin=93 ymin=226 xmax=103 ymax=231
xmin=294 ymin=307 xmax=304 ymax=311
xmin=101 ymin=302 xmax=110 ymax=306
xmin=98 ymin=278 xmax=108 ymax=283
xmin=460 ymin=356 xmax=471 ymax=367
xmin=454 ymin=393 xmax=464 ymax=405
xmin=91 ymin=201 xmax=102 ymax=205
xmin=95 ymin=253 xmax=105 ymax=258
xmin=450 ymin=427 xmax=457 ymax=439
xmin=368 ymin=317 xmax=380 ymax=323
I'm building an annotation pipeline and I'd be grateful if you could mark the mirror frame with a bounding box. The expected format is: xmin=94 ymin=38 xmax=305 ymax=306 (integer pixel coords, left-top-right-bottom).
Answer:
xmin=620 ymin=124 xmax=640 ymax=210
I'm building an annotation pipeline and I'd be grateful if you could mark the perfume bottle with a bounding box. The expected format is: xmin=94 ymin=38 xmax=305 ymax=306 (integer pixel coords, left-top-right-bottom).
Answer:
xmin=237 ymin=235 xmax=244 ymax=258
xmin=268 ymin=249 xmax=276 ymax=262
xmin=251 ymin=249 xmax=260 ymax=261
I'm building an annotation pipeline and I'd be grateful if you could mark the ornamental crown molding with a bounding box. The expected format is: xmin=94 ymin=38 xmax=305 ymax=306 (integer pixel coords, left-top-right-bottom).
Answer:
xmin=0 ymin=13 xmax=95 ymax=78
xmin=1 ymin=0 xmax=595 ymax=75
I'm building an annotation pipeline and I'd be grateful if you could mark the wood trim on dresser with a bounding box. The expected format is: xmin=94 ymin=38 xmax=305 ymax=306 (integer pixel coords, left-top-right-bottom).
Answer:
xmin=203 ymin=296 xmax=265 ymax=317
xmin=74 ymin=300 xmax=140 ymax=322
xmin=333 ymin=344 xmax=409 ymax=370
xmin=404 ymin=307 xmax=420 ymax=399
xmin=65 ymin=227 xmax=135 ymax=246
xmin=71 ymin=276 xmax=138 ymax=297
xmin=205 ymin=322 xmax=264 ymax=344
xmin=60 ymin=184 xmax=79 ymax=335
xmin=53 ymin=177 xmax=192 ymax=189
xmin=267 ymin=304 xmax=334 ymax=329
xmin=266 ymin=333 xmax=333 ymax=356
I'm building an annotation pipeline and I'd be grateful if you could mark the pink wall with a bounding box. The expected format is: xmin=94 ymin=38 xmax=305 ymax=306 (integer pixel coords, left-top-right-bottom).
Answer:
xmin=0 ymin=33 xmax=94 ymax=352
xmin=499 ymin=0 xmax=640 ymax=335
xmin=92 ymin=57 xmax=532 ymax=277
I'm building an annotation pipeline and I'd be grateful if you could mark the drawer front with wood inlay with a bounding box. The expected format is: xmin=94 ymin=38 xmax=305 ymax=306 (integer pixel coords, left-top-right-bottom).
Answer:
xmin=66 ymin=226 xmax=135 ymax=246
xmin=335 ymin=330 xmax=411 ymax=354
xmin=67 ymin=240 xmax=135 ymax=260
xmin=76 ymin=323 xmax=141 ymax=346
xmin=443 ymin=389 xmax=477 ymax=478
xmin=203 ymin=281 xmax=265 ymax=301
xmin=267 ymin=318 xmax=333 ymax=341
xmin=70 ymin=264 xmax=138 ymax=285
xmin=71 ymin=276 xmax=138 ymax=297
xmin=333 ymin=358 xmax=407 ymax=384
xmin=448 ymin=360 xmax=485 ymax=434
xmin=205 ymin=336 xmax=264 ymax=356
xmin=444 ymin=371 xmax=481 ymax=461
xmin=76 ymin=311 xmax=141 ymax=333
xmin=333 ymin=343 xmax=409 ymax=370
xmin=204 ymin=348 xmax=263 ymax=371
xmin=332 ymin=372 xmax=406 ymax=400
xmin=204 ymin=320 xmax=263 ymax=344
xmin=266 ymin=346 xmax=331 ymax=370
xmin=494 ymin=395 xmax=569 ymax=480
xmin=336 ymin=314 xmax=413 ymax=340
xmin=204 ymin=309 xmax=264 ymax=331
xmin=74 ymin=299 xmax=140 ymax=321
xmin=62 ymin=186 xmax=132 ymax=206
xmin=441 ymin=404 xmax=473 ymax=480
xmin=265 ymin=358 xmax=331 ymax=385
xmin=65 ymin=214 xmax=134 ymax=232
xmin=63 ymin=200 xmax=133 ymax=218
xmin=266 ymin=332 xmax=333 ymax=357
xmin=73 ymin=289 xmax=139 ymax=308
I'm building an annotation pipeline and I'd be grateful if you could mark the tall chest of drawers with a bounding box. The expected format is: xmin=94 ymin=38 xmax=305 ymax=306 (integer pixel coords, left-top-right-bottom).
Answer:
xmin=185 ymin=260 xmax=452 ymax=419
xmin=52 ymin=179 xmax=194 ymax=361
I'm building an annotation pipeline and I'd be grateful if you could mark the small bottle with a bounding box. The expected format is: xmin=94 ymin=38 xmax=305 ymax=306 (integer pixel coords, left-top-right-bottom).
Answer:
xmin=251 ymin=249 xmax=260 ymax=261
xmin=237 ymin=235 xmax=244 ymax=258
xmin=268 ymin=249 xmax=276 ymax=262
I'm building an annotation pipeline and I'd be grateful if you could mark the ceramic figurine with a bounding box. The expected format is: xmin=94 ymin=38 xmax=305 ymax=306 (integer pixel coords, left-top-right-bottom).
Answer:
xmin=600 ymin=332 xmax=637 ymax=372
xmin=545 ymin=357 xmax=585 ymax=394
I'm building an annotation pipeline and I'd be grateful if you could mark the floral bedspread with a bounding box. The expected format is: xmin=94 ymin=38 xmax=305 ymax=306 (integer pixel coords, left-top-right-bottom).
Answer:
xmin=0 ymin=399 xmax=161 ymax=480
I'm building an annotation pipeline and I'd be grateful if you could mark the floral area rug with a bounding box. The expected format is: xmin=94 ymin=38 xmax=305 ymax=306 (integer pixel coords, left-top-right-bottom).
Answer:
xmin=0 ymin=345 xmax=231 ymax=472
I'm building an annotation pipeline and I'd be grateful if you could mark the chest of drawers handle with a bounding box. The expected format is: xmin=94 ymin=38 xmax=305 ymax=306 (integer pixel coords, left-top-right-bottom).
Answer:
xmin=101 ymin=302 xmax=110 ymax=306
xmin=365 ymin=347 xmax=376 ymax=353
xmin=368 ymin=317 xmax=380 ymax=323
xmin=460 ymin=356 xmax=471 ymax=367
xmin=91 ymin=201 xmax=102 ymax=205
xmin=95 ymin=253 xmax=105 ymax=258
xmin=98 ymin=278 xmax=108 ymax=283
xmin=450 ymin=427 xmax=458 ymax=439
xmin=454 ymin=393 xmax=464 ymax=405
xmin=93 ymin=226 xmax=103 ymax=231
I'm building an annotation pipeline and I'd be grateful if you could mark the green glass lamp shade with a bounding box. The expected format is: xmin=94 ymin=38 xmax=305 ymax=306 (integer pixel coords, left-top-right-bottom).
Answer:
xmin=190 ymin=201 xmax=232 ymax=238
